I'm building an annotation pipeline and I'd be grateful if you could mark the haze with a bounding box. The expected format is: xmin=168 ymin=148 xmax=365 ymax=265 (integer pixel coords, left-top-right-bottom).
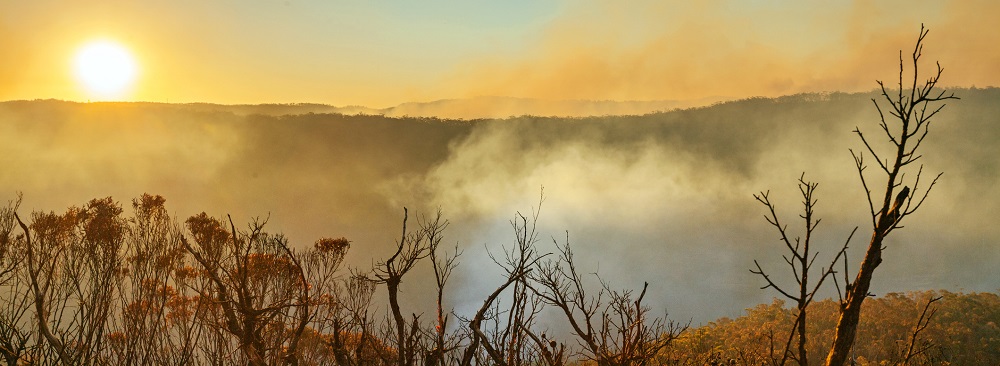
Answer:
xmin=3 ymin=89 xmax=999 ymax=323
xmin=1 ymin=1 xmax=998 ymax=325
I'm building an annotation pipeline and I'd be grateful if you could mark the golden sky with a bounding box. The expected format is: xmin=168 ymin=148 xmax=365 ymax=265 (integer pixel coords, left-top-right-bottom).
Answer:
xmin=1 ymin=0 xmax=997 ymax=107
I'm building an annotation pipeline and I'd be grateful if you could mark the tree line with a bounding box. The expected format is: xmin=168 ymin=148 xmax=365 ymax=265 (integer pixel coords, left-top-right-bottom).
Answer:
xmin=0 ymin=192 xmax=686 ymax=365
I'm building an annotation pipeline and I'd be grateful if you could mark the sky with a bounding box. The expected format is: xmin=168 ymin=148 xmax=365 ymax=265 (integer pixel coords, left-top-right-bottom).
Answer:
xmin=1 ymin=0 xmax=998 ymax=107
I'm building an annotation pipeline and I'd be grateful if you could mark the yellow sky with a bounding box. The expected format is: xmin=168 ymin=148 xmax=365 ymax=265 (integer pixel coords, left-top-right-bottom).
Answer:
xmin=1 ymin=0 xmax=997 ymax=107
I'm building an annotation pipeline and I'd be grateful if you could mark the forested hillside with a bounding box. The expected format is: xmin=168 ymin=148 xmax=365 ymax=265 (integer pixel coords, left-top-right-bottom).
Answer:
xmin=667 ymin=291 xmax=1000 ymax=365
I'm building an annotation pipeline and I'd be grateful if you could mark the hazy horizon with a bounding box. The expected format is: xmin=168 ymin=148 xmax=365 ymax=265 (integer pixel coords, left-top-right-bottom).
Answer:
xmin=0 ymin=94 xmax=736 ymax=120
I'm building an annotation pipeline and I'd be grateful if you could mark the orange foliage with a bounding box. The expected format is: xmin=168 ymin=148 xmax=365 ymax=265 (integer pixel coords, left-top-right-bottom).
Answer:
xmin=315 ymin=237 xmax=350 ymax=254
xmin=184 ymin=212 xmax=230 ymax=259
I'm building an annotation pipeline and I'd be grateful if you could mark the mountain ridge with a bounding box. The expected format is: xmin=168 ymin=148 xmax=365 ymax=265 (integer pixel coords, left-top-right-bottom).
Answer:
xmin=1 ymin=94 xmax=737 ymax=119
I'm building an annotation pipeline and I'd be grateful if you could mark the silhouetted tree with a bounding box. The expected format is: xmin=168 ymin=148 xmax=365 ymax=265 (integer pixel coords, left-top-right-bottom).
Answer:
xmin=0 ymin=196 xmax=32 ymax=364
xmin=751 ymin=175 xmax=855 ymax=366
xmin=895 ymin=295 xmax=942 ymax=365
xmin=825 ymin=24 xmax=956 ymax=366
xmin=462 ymin=208 xmax=544 ymax=366
xmin=531 ymin=234 xmax=687 ymax=366
xmin=427 ymin=218 xmax=462 ymax=366
xmin=372 ymin=208 xmax=441 ymax=366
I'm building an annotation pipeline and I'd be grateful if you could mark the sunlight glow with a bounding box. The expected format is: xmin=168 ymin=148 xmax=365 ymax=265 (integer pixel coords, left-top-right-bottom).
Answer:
xmin=73 ymin=40 xmax=137 ymax=99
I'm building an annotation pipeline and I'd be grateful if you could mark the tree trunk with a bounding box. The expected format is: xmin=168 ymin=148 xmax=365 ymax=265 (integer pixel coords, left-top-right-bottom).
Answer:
xmin=387 ymin=279 xmax=408 ymax=366
xmin=825 ymin=231 xmax=884 ymax=365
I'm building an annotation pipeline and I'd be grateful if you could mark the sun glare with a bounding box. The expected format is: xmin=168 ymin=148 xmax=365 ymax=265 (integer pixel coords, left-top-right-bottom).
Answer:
xmin=74 ymin=40 xmax=138 ymax=99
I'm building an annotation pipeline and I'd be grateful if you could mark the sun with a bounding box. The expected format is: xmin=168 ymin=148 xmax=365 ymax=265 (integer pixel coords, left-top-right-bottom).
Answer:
xmin=73 ymin=40 xmax=138 ymax=99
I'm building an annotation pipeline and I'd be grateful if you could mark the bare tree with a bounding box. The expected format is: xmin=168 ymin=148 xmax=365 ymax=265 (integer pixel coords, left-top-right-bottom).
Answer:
xmin=488 ymin=210 xmax=546 ymax=366
xmin=372 ymin=208 xmax=444 ymax=366
xmin=751 ymin=175 xmax=855 ymax=366
xmin=459 ymin=208 xmax=544 ymax=366
xmin=895 ymin=295 xmax=942 ymax=365
xmin=825 ymin=24 xmax=956 ymax=366
xmin=531 ymin=234 xmax=687 ymax=366
xmin=427 ymin=221 xmax=462 ymax=366
xmin=0 ymin=196 xmax=32 ymax=364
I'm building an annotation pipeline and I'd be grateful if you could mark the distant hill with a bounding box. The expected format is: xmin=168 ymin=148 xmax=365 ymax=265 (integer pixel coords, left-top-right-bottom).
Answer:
xmin=379 ymin=95 xmax=730 ymax=119
xmin=27 ymin=95 xmax=727 ymax=119
xmin=177 ymin=102 xmax=382 ymax=116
